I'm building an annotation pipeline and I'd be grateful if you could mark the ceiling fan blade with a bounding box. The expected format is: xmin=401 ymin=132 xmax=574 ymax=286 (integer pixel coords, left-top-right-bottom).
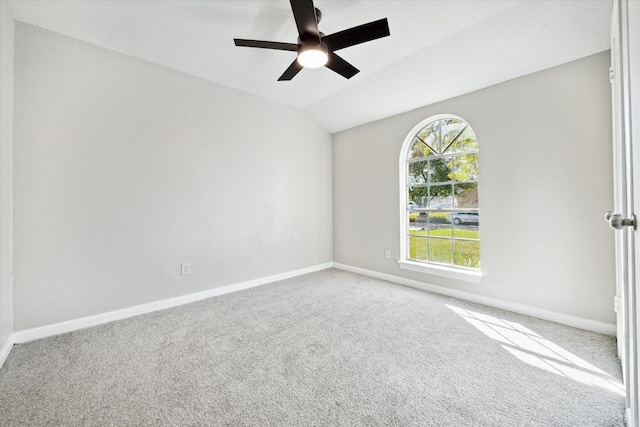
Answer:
xmin=234 ymin=39 xmax=298 ymax=52
xmin=325 ymin=52 xmax=359 ymax=79
xmin=278 ymin=59 xmax=304 ymax=81
xmin=290 ymin=0 xmax=320 ymax=41
xmin=323 ymin=18 xmax=390 ymax=51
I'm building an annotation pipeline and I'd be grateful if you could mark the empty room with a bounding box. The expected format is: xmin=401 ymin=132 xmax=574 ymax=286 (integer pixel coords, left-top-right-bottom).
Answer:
xmin=1 ymin=0 xmax=638 ymax=425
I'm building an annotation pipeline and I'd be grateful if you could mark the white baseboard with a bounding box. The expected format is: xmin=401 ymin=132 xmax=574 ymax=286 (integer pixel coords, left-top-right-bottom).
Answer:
xmin=333 ymin=262 xmax=617 ymax=336
xmin=626 ymin=408 xmax=631 ymax=426
xmin=12 ymin=262 xmax=333 ymax=346
xmin=0 ymin=335 xmax=15 ymax=369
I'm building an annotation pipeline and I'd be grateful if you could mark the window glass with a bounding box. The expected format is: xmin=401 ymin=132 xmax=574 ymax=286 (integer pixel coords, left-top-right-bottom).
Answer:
xmin=445 ymin=127 xmax=478 ymax=154
xmin=404 ymin=116 xmax=480 ymax=270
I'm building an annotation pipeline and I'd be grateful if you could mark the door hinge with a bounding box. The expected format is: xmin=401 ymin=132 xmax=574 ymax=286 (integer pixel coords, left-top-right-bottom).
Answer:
xmin=614 ymin=295 xmax=621 ymax=312
xmin=609 ymin=66 xmax=615 ymax=84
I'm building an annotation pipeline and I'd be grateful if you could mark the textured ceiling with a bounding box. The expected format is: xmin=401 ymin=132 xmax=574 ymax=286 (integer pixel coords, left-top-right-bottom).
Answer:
xmin=7 ymin=0 xmax=612 ymax=133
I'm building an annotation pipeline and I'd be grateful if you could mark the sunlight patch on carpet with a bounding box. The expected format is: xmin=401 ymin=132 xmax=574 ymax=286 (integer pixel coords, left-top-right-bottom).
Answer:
xmin=446 ymin=305 xmax=625 ymax=397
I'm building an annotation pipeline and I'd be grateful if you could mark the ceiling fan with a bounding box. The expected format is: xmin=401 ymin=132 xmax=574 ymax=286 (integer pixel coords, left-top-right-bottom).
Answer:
xmin=233 ymin=0 xmax=390 ymax=81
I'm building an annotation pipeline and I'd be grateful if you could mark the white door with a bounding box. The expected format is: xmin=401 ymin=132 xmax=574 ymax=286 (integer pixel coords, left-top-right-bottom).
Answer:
xmin=609 ymin=1 xmax=639 ymax=425
xmin=627 ymin=0 xmax=640 ymax=422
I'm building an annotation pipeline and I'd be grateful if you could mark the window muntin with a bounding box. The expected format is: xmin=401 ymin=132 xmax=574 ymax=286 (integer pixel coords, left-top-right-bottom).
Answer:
xmin=402 ymin=116 xmax=480 ymax=271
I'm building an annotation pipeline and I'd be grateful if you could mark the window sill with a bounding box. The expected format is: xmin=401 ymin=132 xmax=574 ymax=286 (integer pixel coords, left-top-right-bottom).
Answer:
xmin=397 ymin=260 xmax=482 ymax=284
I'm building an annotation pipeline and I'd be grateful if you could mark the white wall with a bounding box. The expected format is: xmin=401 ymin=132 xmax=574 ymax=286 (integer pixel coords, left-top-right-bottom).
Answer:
xmin=13 ymin=23 xmax=332 ymax=331
xmin=0 ymin=2 xmax=15 ymax=354
xmin=333 ymin=51 xmax=615 ymax=324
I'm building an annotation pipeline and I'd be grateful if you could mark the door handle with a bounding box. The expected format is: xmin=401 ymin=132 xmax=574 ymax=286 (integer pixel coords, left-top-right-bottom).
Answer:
xmin=605 ymin=211 xmax=637 ymax=230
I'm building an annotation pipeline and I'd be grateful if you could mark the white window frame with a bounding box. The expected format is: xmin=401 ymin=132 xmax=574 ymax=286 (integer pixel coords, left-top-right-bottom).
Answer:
xmin=398 ymin=114 xmax=483 ymax=284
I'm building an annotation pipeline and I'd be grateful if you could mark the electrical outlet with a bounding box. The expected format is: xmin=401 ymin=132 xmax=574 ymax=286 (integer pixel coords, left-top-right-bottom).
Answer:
xmin=181 ymin=262 xmax=191 ymax=276
xmin=384 ymin=248 xmax=391 ymax=259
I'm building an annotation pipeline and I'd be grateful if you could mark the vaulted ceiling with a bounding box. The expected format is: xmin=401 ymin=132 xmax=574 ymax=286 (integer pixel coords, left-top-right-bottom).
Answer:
xmin=7 ymin=0 xmax=612 ymax=133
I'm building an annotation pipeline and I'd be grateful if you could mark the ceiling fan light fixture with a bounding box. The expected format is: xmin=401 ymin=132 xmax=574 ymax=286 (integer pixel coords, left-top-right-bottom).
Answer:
xmin=297 ymin=43 xmax=328 ymax=68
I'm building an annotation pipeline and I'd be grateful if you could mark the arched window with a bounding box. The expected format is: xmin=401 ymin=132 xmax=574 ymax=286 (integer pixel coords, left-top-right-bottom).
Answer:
xmin=398 ymin=115 xmax=481 ymax=282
